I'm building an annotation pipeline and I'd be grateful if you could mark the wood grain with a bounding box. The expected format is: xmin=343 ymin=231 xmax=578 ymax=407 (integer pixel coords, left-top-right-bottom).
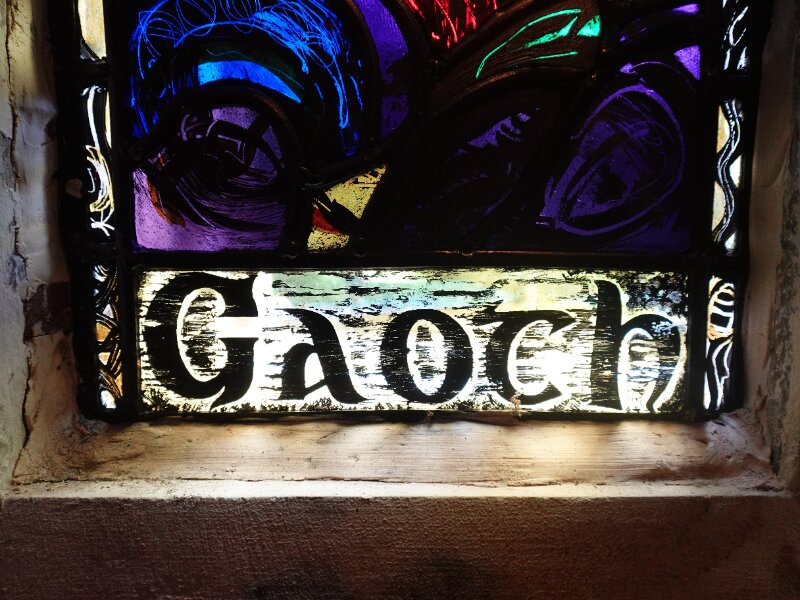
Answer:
xmin=14 ymin=411 xmax=775 ymax=487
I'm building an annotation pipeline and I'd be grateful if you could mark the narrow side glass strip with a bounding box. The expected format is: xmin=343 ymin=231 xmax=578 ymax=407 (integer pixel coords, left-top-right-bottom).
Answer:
xmin=88 ymin=263 xmax=124 ymax=411
xmin=704 ymin=276 xmax=736 ymax=411
xmin=78 ymin=0 xmax=107 ymax=59
xmin=713 ymin=98 xmax=745 ymax=253
xmin=81 ymin=85 xmax=116 ymax=240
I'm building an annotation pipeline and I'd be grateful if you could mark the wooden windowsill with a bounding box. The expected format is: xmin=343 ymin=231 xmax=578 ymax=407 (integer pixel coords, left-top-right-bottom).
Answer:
xmin=12 ymin=406 xmax=780 ymax=492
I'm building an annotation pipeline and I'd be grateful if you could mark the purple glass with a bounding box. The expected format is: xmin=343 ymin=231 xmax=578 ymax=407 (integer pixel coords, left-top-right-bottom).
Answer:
xmin=351 ymin=0 xmax=411 ymax=137
xmin=541 ymin=61 xmax=692 ymax=252
xmin=673 ymin=4 xmax=700 ymax=14
xmin=134 ymin=105 xmax=289 ymax=251
xmin=674 ymin=46 xmax=701 ymax=79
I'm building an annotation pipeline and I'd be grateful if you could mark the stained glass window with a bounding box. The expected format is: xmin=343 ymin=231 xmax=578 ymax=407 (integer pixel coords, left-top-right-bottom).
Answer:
xmin=51 ymin=0 xmax=771 ymax=419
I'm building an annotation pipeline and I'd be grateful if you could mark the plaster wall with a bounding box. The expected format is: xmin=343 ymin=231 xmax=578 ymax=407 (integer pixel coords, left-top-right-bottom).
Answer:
xmin=0 ymin=0 xmax=26 ymax=491
xmin=0 ymin=0 xmax=72 ymax=492
xmin=747 ymin=0 xmax=800 ymax=489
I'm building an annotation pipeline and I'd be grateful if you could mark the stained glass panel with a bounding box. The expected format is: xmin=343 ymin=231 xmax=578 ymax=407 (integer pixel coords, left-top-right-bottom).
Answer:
xmin=138 ymin=268 xmax=688 ymax=414
xmin=122 ymin=0 xmax=705 ymax=255
xmin=52 ymin=0 xmax=771 ymax=418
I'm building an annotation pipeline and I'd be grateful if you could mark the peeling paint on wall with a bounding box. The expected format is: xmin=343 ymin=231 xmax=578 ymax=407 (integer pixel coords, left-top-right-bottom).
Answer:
xmin=0 ymin=132 xmax=13 ymax=185
xmin=23 ymin=282 xmax=71 ymax=340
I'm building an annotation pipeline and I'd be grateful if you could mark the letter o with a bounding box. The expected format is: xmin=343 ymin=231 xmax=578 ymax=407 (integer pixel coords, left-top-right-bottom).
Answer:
xmin=380 ymin=309 xmax=473 ymax=404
